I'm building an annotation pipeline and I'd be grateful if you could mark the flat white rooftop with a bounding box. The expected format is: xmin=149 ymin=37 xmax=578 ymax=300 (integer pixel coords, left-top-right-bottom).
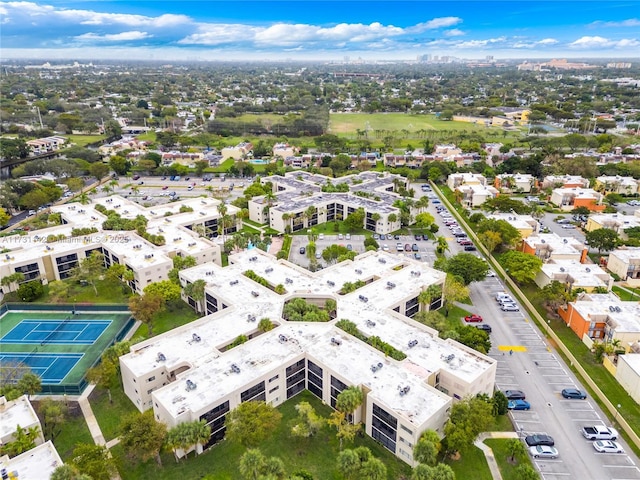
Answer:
xmin=0 ymin=395 xmax=40 ymax=442
xmin=0 ymin=441 xmax=62 ymax=480
xmin=572 ymin=293 xmax=640 ymax=334
xmin=542 ymin=260 xmax=612 ymax=289
xmin=618 ymin=353 xmax=640 ymax=375
xmin=610 ymin=247 xmax=640 ymax=262
xmin=124 ymin=249 xmax=496 ymax=425
xmin=523 ymin=232 xmax=584 ymax=255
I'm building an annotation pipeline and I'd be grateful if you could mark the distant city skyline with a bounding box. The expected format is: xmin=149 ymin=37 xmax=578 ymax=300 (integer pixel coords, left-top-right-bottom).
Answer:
xmin=0 ymin=1 xmax=639 ymax=61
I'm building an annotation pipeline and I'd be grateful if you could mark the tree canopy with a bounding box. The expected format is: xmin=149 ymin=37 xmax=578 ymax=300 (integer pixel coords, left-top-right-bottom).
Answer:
xmin=225 ymin=401 xmax=282 ymax=447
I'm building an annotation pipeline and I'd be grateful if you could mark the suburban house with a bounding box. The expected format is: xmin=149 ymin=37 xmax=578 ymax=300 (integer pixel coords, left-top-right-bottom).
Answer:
xmin=486 ymin=213 xmax=538 ymax=239
xmin=119 ymin=249 xmax=496 ymax=467
xmin=0 ymin=441 xmax=63 ymax=480
xmin=534 ymin=260 xmax=613 ymax=292
xmin=606 ymin=248 xmax=640 ymax=286
xmin=541 ymin=175 xmax=589 ymax=190
xmin=272 ymin=143 xmax=299 ymax=159
xmin=447 ymin=173 xmax=498 ymax=208
xmin=25 ymin=136 xmax=66 ymax=155
xmin=549 ymin=187 xmax=605 ymax=212
xmin=521 ymin=233 xmax=587 ymax=263
xmin=585 ymin=211 xmax=640 ymax=238
xmin=595 ymin=175 xmax=639 ymax=195
xmin=558 ymin=293 xmax=640 ymax=347
xmin=221 ymin=142 xmax=253 ymax=160
xmin=493 ymin=173 xmax=535 ymax=193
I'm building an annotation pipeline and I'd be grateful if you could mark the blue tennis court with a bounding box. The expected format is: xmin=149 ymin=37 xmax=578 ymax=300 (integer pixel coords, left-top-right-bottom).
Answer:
xmin=0 ymin=319 xmax=111 ymax=345
xmin=0 ymin=352 xmax=84 ymax=384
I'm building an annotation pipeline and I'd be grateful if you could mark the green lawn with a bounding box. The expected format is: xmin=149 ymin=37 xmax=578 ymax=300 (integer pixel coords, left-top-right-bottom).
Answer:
xmin=484 ymin=438 xmax=536 ymax=480
xmin=111 ymin=391 xmax=412 ymax=480
xmin=129 ymin=301 xmax=200 ymax=343
xmin=89 ymin=381 xmax=140 ymax=442
xmin=40 ymin=402 xmax=94 ymax=461
xmin=444 ymin=445 xmax=492 ymax=480
xmin=66 ymin=134 xmax=106 ymax=146
xmin=612 ymin=285 xmax=640 ymax=301
xmin=38 ymin=278 xmax=132 ymax=304
xmin=445 ymin=304 xmax=472 ymax=331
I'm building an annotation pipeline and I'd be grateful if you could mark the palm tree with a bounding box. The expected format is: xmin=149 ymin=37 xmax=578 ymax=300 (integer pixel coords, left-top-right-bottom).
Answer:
xmin=305 ymin=206 xmax=317 ymax=227
xmin=184 ymin=279 xmax=206 ymax=314
xmin=102 ymin=184 xmax=113 ymax=194
xmin=435 ymin=236 xmax=449 ymax=255
xmin=370 ymin=213 xmax=381 ymax=225
xmin=387 ymin=213 xmax=398 ymax=224
xmin=281 ymin=212 xmax=292 ymax=231
xmin=78 ymin=193 xmax=90 ymax=205
xmin=415 ymin=196 xmax=430 ymax=212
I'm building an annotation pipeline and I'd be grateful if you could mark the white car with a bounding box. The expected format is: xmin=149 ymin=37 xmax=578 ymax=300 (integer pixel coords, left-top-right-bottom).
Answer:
xmin=486 ymin=270 xmax=496 ymax=277
xmin=593 ymin=440 xmax=624 ymax=453
xmin=501 ymin=304 xmax=520 ymax=312
xmin=529 ymin=445 xmax=559 ymax=459
xmin=382 ymin=244 xmax=390 ymax=252
xmin=318 ymin=233 xmax=324 ymax=240
xmin=345 ymin=233 xmax=351 ymax=240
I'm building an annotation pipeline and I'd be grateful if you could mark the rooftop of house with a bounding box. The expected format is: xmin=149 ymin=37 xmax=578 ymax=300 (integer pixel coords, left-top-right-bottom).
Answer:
xmin=124 ymin=249 xmax=495 ymax=424
xmin=544 ymin=175 xmax=588 ymax=184
xmin=542 ymin=260 xmax=612 ymax=289
xmin=571 ymin=293 xmax=640 ymax=334
xmin=0 ymin=441 xmax=62 ymax=480
xmin=610 ymin=247 xmax=640 ymax=262
xmin=596 ymin=175 xmax=639 ymax=186
xmin=523 ymin=232 xmax=585 ymax=255
xmin=0 ymin=395 xmax=40 ymax=441
xmin=551 ymin=187 xmax=602 ymax=199
xmin=495 ymin=173 xmax=534 ymax=181
xmin=457 ymin=184 xmax=499 ymax=195
xmin=486 ymin=213 xmax=537 ymax=231
xmin=618 ymin=353 xmax=640 ymax=374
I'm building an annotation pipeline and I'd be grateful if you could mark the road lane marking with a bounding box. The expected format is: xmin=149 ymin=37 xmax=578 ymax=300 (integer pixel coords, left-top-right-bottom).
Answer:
xmin=498 ymin=345 xmax=527 ymax=352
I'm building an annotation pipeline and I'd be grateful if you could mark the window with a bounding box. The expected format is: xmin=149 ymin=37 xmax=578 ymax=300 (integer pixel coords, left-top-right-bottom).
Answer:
xmin=268 ymin=374 xmax=279 ymax=383
xmin=286 ymin=359 xmax=305 ymax=377
xmin=269 ymin=386 xmax=279 ymax=394
xmin=400 ymin=425 xmax=413 ymax=435
xmin=241 ymin=381 xmax=266 ymax=403
xmin=148 ymin=376 xmax=156 ymax=382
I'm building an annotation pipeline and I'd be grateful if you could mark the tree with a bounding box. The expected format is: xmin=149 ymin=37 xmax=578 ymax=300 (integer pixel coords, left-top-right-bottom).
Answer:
xmin=492 ymin=391 xmax=509 ymax=416
xmin=482 ymin=196 xmax=531 ymax=215
xmin=477 ymin=218 xmax=521 ymax=250
xmin=128 ymin=292 xmax=165 ymax=336
xmin=585 ymin=228 xmax=619 ymax=253
xmin=0 ymin=424 xmax=40 ymax=457
xmin=415 ymin=212 xmax=435 ymax=229
xmin=413 ymin=429 xmax=441 ymax=466
xmin=47 ymin=280 xmax=70 ymax=303
xmin=506 ymin=438 xmax=527 ymax=462
xmin=290 ymin=401 xmax=324 ymax=438
xmin=435 ymin=236 xmax=449 ymax=255
xmin=165 ymin=420 xmax=211 ymax=461
xmin=119 ymin=410 xmax=167 ymax=465
xmin=89 ymin=162 xmax=109 ymax=181
xmin=344 ymin=207 xmax=365 ymax=231
xmin=16 ymin=280 xmax=44 ymax=302
xmin=441 ymin=253 xmax=489 ymax=285
xmin=478 ymin=230 xmax=502 ymax=253
xmin=537 ymin=280 xmax=572 ymax=310
xmin=70 ymin=443 xmax=117 ymax=480
xmin=239 ymin=448 xmax=266 ymax=480
xmin=514 ymin=464 xmax=540 ymax=480
xmin=322 ymin=244 xmax=352 ymax=264
xmin=225 ymin=401 xmax=282 ymax=447
xmin=70 ymin=251 xmax=105 ymax=296
xmin=0 ymin=207 xmax=9 ymax=227
xmin=337 ymin=447 xmax=386 ymax=480
xmin=605 ymin=192 xmax=624 ymax=206
xmin=336 ymin=386 xmax=363 ymax=419
xmin=443 ymin=396 xmax=494 ymax=455
xmin=51 ymin=465 xmax=92 ymax=480
xmin=455 ymin=325 xmax=491 ymax=354
xmin=502 ymin=250 xmax=542 ymax=284
xmin=143 ymin=280 xmax=182 ymax=303
xmin=17 ymin=372 xmax=41 ymax=399
xmin=412 ymin=463 xmax=456 ymax=480
xmin=184 ymin=279 xmax=207 ymax=313
xmin=328 ymin=410 xmax=361 ymax=450
xmin=39 ymin=398 xmax=68 ymax=441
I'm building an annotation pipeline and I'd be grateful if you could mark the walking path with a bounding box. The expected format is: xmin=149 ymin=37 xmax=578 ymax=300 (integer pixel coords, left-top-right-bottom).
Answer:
xmin=475 ymin=431 xmax=519 ymax=480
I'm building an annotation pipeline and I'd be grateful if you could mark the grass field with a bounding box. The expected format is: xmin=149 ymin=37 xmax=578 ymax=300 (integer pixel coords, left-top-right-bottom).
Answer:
xmin=66 ymin=134 xmax=105 ymax=147
xmin=484 ymin=438 xmax=536 ymax=480
xmin=111 ymin=390 xmax=412 ymax=480
xmin=444 ymin=445 xmax=492 ymax=480
xmin=329 ymin=113 xmax=520 ymax=137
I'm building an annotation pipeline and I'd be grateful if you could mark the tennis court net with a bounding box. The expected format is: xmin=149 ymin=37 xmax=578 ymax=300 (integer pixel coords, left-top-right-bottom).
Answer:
xmin=40 ymin=316 xmax=72 ymax=346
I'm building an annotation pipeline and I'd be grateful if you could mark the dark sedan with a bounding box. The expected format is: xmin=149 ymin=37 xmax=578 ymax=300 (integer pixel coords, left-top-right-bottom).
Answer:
xmin=504 ymin=389 xmax=526 ymax=400
xmin=525 ymin=434 xmax=555 ymax=447
xmin=561 ymin=388 xmax=587 ymax=399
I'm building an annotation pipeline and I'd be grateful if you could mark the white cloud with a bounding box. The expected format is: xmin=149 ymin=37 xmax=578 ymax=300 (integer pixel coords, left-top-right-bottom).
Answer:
xmin=414 ymin=17 xmax=462 ymax=30
xmin=538 ymin=38 xmax=558 ymax=45
xmin=75 ymin=31 xmax=151 ymax=42
xmin=590 ymin=18 xmax=640 ymax=28
xmin=570 ymin=36 xmax=639 ymax=49
xmin=444 ymin=29 xmax=465 ymax=37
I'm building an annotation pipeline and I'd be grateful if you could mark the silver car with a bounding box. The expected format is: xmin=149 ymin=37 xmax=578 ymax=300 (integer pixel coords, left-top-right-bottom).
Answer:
xmin=529 ymin=445 xmax=559 ymax=459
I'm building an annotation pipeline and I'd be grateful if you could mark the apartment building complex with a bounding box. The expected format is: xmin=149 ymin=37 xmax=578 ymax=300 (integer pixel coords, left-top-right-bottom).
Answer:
xmin=1 ymin=196 xmax=238 ymax=294
xmin=549 ymin=187 xmax=605 ymax=212
xmin=446 ymin=173 xmax=499 ymax=208
xmin=248 ymin=171 xmax=420 ymax=235
xmin=119 ymin=249 xmax=496 ymax=466
xmin=607 ymin=248 xmax=640 ymax=286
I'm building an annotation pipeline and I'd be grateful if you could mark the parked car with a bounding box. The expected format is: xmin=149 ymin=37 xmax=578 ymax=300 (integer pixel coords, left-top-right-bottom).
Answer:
xmin=414 ymin=252 xmax=422 ymax=260
xmin=593 ymin=440 xmax=624 ymax=453
xmin=486 ymin=270 xmax=496 ymax=277
xmin=412 ymin=244 xmax=419 ymax=251
xmin=529 ymin=445 xmax=559 ymax=459
xmin=299 ymin=246 xmax=306 ymax=254
xmin=415 ymin=235 xmax=422 ymax=241
xmin=346 ymin=244 xmax=353 ymax=251
xmin=162 ymin=185 xmax=168 ymax=190
xmin=396 ymin=243 xmax=404 ymax=251
xmin=476 ymin=324 xmax=492 ymax=333
xmin=345 ymin=233 xmax=351 ymax=240
xmin=561 ymin=224 xmax=576 ymax=229
xmin=404 ymin=243 xmax=411 ymax=251
xmin=561 ymin=388 xmax=587 ymax=399
xmin=338 ymin=233 xmax=344 ymax=240
xmin=504 ymin=390 xmax=526 ymax=400
xmin=464 ymin=245 xmax=477 ymax=251
xmin=582 ymin=425 xmax=618 ymax=440
xmin=132 ymin=175 xmax=140 ymax=180
xmin=508 ymin=399 xmax=531 ymax=410
xmin=501 ymin=304 xmax=520 ymax=312
xmin=382 ymin=244 xmax=390 ymax=252
xmin=525 ymin=434 xmax=555 ymax=447
xmin=464 ymin=314 xmax=483 ymax=323
xmin=318 ymin=233 xmax=324 ymax=240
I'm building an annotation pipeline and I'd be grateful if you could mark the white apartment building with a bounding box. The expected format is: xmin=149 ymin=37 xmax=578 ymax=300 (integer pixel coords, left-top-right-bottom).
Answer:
xmin=0 ymin=441 xmax=63 ymax=480
xmin=522 ymin=233 xmax=586 ymax=263
xmin=616 ymin=354 xmax=640 ymax=404
xmin=0 ymin=395 xmax=44 ymax=447
xmin=549 ymin=187 xmax=604 ymax=212
xmin=119 ymin=249 xmax=496 ymax=466
xmin=595 ymin=175 xmax=639 ymax=195
xmin=446 ymin=172 xmax=487 ymax=190
xmin=585 ymin=211 xmax=640 ymax=238
xmin=607 ymin=248 xmax=640 ymax=286
xmin=0 ymin=196 xmax=237 ymax=295
xmin=494 ymin=173 xmax=535 ymax=193
xmin=541 ymin=175 xmax=589 ymax=189
xmin=248 ymin=171 xmax=418 ymax=234
xmin=486 ymin=213 xmax=538 ymax=239
xmin=534 ymin=260 xmax=613 ymax=292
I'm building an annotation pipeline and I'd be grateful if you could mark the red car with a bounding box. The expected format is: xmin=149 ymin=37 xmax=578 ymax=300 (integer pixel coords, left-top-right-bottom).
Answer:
xmin=464 ymin=314 xmax=483 ymax=323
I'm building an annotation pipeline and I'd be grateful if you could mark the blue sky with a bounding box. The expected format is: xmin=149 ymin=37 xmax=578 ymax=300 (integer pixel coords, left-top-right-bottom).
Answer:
xmin=1 ymin=1 xmax=639 ymax=60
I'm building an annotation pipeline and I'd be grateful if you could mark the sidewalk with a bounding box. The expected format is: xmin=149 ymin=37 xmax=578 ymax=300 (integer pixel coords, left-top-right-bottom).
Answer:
xmin=475 ymin=431 xmax=519 ymax=480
